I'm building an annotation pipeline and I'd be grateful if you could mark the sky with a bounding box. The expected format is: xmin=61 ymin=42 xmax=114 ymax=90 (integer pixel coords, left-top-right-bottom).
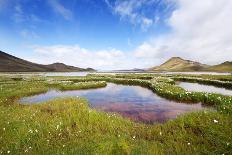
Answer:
xmin=0 ymin=0 xmax=231 ymax=70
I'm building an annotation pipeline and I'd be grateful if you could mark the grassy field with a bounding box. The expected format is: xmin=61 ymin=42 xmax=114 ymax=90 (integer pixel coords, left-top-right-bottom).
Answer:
xmin=0 ymin=74 xmax=232 ymax=154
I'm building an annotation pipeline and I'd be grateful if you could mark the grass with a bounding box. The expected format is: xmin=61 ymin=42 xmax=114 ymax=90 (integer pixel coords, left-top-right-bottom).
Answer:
xmin=0 ymin=74 xmax=232 ymax=154
xmin=57 ymin=81 xmax=107 ymax=91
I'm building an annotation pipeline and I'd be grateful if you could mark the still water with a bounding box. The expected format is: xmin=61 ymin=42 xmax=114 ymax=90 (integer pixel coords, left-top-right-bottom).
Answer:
xmin=20 ymin=83 xmax=206 ymax=123
xmin=178 ymin=82 xmax=232 ymax=96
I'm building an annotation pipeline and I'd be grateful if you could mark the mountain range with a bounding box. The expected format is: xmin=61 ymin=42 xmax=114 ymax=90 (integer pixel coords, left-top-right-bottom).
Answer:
xmin=0 ymin=51 xmax=95 ymax=72
xmin=149 ymin=57 xmax=232 ymax=72
xmin=0 ymin=50 xmax=231 ymax=72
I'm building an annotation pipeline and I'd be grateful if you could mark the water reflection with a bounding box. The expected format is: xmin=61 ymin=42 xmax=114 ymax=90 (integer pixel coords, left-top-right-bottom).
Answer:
xmin=20 ymin=83 xmax=206 ymax=123
xmin=178 ymin=82 xmax=232 ymax=96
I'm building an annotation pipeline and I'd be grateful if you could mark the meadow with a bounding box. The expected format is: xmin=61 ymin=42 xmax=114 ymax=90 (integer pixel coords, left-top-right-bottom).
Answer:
xmin=0 ymin=73 xmax=231 ymax=155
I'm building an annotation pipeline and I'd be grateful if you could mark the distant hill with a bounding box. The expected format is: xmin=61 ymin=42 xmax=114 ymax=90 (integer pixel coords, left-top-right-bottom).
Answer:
xmin=45 ymin=63 xmax=95 ymax=72
xmin=149 ymin=57 xmax=232 ymax=72
xmin=149 ymin=57 xmax=209 ymax=71
xmin=207 ymin=61 xmax=232 ymax=72
xmin=0 ymin=51 xmax=95 ymax=72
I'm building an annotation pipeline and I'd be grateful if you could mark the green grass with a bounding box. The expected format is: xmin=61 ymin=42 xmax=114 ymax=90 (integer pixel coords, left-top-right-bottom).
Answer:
xmin=58 ymin=81 xmax=107 ymax=91
xmin=0 ymin=74 xmax=232 ymax=154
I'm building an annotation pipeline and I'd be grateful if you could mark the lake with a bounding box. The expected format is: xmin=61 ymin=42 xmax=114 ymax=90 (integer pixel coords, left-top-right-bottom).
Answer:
xmin=178 ymin=82 xmax=232 ymax=96
xmin=20 ymin=83 xmax=206 ymax=123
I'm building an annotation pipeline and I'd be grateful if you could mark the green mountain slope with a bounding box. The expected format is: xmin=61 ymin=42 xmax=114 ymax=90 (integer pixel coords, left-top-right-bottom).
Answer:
xmin=0 ymin=51 xmax=95 ymax=72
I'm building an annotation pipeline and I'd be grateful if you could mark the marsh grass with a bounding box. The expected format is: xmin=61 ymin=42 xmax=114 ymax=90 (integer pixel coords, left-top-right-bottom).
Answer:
xmin=66 ymin=76 xmax=232 ymax=108
xmin=58 ymin=81 xmax=107 ymax=91
xmin=0 ymin=74 xmax=232 ymax=154
xmin=0 ymin=98 xmax=231 ymax=154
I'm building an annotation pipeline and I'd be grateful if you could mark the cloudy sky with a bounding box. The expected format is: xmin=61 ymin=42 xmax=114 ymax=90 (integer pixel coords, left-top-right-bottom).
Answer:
xmin=0 ymin=0 xmax=231 ymax=70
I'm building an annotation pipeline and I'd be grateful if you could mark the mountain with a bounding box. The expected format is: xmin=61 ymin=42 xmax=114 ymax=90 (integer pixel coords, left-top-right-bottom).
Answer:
xmin=0 ymin=51 xmax=95 ymax=72
xmin=208 ymin=61 xmax=232 ymax=72
xmin=149 ymin=57 xmax=209 ymax=72
xmin=45 ymin=63 xmax=95 ymax=72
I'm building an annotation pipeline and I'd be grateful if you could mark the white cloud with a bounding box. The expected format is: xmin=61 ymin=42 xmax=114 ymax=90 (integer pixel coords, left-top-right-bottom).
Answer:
xmin=27 ymin=44 xmax=157 ymax=70
xmin=11 ymin=3 xmax=44 ymax=23
xmin=20 ymin=29 xmax=39 ymax=39
xmin=105 ymin=0 xmax=154 ymax=30
xmin=13 ymin=4 xmax=25 ymax=22
xmin=141 ymin=17 xmax=153 ymax=30
xmin=134 ymin=0 xmax=232 ymax=65
xmin=105 ymin=0 xmax=175 ymax=31
xmin=48 ymin=0 xmax=73 ymax=20
xmin=26 ymin=0 xmax=232 ymax=69
xmin=28 ymin=45 xmax=127 ymax=70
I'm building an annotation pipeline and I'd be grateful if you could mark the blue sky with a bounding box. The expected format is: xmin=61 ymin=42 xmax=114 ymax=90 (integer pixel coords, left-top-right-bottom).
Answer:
xmin=0 ymin=0 xmax=231 ymax=70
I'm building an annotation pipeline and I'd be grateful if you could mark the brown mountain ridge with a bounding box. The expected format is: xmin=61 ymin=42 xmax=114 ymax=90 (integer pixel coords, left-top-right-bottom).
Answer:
xmin=149 ymin=57 xmax=232 ymax=72
xmin=0 ymin=51 xmax=95 ymax=72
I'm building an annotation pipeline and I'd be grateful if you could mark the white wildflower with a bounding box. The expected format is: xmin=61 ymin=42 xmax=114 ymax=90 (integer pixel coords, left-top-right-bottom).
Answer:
xmin=159 ymin=132 xmax=162 ymax=136
xmin=7 ymin=151 xmax=10 ymax=154
xmin=213 ymin=119 xmax=218 ymax=123
xmin=187 ymin=142 xmax=190 ymax=145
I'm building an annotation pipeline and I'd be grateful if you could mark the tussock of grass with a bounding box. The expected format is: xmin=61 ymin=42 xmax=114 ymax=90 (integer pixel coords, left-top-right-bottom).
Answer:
xmin=58 ymin=81 xmax=107 ymax=91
